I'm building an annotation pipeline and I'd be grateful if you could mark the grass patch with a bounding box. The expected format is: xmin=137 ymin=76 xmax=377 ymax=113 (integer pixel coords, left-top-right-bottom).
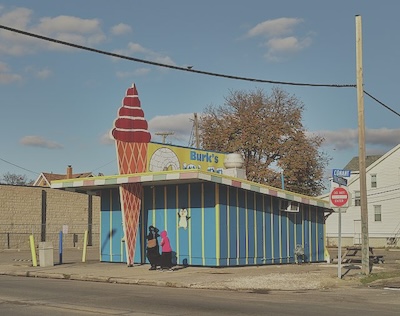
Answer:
xmin=360 ymin=270 xmax=400 ymax=284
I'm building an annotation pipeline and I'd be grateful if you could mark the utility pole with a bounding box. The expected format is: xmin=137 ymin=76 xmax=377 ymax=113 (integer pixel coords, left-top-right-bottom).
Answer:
xmin=194 ymin=113 xmax=200 ymax=148
xmin=355 ymin=15 xmax=370 ymax=275
xmin=155 ymin=132 xmax=174 ymax=144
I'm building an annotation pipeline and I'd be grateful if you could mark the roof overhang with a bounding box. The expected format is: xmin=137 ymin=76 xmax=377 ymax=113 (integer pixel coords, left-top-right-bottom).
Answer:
xmin=51 ymin=169 xmax=332 ymax=210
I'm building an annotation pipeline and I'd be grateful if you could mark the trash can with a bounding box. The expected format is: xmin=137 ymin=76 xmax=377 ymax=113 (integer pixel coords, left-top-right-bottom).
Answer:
xmin=38 ymin=241 xmax=54 ymax=267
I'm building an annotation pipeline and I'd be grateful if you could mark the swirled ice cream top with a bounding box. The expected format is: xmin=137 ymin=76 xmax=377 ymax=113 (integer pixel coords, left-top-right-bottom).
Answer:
xmin=112 ymin=84 xmax=151 ymax=143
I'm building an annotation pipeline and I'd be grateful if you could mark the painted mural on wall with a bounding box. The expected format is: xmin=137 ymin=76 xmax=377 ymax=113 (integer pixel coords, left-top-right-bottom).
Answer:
xmin=147 ymin=143 xmax=227 ymax=174
xmin=178 ymin=208 xmax=190 ymax=230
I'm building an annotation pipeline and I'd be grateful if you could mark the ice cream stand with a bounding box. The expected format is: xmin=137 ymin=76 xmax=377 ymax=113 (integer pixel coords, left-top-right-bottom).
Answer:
xmin=51 ymin=84 xmax=332 ymax=267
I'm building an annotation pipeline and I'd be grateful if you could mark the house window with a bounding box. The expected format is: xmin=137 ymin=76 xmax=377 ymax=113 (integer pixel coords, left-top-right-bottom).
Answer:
xmin=354 ymin=191 xmax=361 ymax=206
xmin=374 ymin=205 xmax=382 ymax=222
xmin=371 ymin=174 xmax=377 ymax=188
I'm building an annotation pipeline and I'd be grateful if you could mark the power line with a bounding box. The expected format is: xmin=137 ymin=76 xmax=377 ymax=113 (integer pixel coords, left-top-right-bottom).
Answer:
xmin=90 ymin=159 xmax=116 ymax=174
xmin=3 ymin=24 xmax=400 ymax=115
xmin=0 ymin=24 xmax=356 ymax=88
xmin=364 ymin=90 xmax=400 ymax=117
xmin=0 ymin=24 xmax=399 ymax=176
xmin=0 ymin=157 xmax=39 ymax=175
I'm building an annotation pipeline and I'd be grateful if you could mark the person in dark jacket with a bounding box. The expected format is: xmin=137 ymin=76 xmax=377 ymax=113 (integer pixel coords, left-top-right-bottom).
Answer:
xmin=146 ymin=226 xmax=160 ymax=270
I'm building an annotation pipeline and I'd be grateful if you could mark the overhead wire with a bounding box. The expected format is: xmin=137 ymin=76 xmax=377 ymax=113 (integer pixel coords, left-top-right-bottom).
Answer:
xmin=0 ymin=157 xmax=39 ymax=175
xmin=0 ymin=24 xmax=355 ymax=88
xmin=2 ymin=24 xmax=399 ymax=115
xmin=0 ymin=24 xmax=399 ymax=176
xmin=363 ymin=90 xmax=400 ymax=117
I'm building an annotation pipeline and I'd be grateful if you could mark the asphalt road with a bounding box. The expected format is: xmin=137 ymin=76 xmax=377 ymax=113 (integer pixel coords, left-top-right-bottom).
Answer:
xmin=1 ymin=276 xmax=400 ymax=316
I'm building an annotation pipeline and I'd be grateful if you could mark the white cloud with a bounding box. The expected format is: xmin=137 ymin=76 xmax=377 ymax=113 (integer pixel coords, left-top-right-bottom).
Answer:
xmin=116 ymin=67 xmax=151 ymax=78
xmin=247 ymin=17 xmax=303 ymax=38
xmin=25 ymin=65 xmax=52 ymax=79
xmin=111 ymin=23 xmax=132 ymax=36
xmin=0 ymin=62 xmax=22 ymax=84
xmin=100 ymin=131 xmax=114 ymax=145
xmin=113 ymin=41 xmax=176 ymax=72
xmin=34 ymin=15 xmax=101 ymax=34
xmin=32 ymin=15 xmax=106 ymax=49
xmin=36 ymin=67 xmax=52 ymax=79
xmin=0 ymin=7 xmax=106 ymax=55
xmin=20 ymin=136 xmax=63 ymax=149
xmin=317 ymin=128 xmax=400 ymax=151
xmin=148 ymin=113 xmax=193 ymax=144
xmin=128 ymin=42 xmax=148 ymax=53
xmin=0 ymin=72 xmax=22 ymax=84
xmin=267 ymin=36 xmax=311 ymax=53
xmin=151 ymin=54 xmax=176 ymax=67
xmin=100 ymin=113 xmax=193 ymax=146
xmin=0 ymin=7 xmax=32 ymax=30
xmin=246 ymin=17 xmax=312 ymax=62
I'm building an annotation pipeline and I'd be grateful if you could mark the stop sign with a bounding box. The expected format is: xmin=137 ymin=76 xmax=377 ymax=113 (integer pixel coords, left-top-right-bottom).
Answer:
xmin=330 ymin=187 xmax=349 ymax=207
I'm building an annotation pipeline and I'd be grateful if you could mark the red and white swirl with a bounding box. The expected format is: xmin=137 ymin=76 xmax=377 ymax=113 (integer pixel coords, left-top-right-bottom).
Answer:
xmin=112 ymin=84 xmax=151 ymax=143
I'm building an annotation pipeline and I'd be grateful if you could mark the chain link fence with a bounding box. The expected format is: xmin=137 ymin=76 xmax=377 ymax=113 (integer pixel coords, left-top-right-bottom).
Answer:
xmin=0 ymin=223 xmax=99 ymax=250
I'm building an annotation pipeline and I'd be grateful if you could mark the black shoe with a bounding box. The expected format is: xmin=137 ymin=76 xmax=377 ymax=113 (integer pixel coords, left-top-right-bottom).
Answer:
xmin=149 ymin=266 xmax=156 ymax=270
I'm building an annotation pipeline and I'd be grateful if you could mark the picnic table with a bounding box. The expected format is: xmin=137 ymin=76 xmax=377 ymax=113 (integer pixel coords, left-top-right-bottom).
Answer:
xmin=340 ymin=246 xmax=384 ymax=264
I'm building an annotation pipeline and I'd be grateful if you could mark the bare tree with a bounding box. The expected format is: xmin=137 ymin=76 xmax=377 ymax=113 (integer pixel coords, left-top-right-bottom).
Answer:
xmin=1 ymin=172 xmax=33 ymax=186
xmin=199 ymin=87 xmax=329 ymax=196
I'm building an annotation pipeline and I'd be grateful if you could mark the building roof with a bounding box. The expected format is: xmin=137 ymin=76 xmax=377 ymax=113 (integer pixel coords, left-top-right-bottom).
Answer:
xmin=33 ymin=171 xmax=93 ymax=187
xmin=343 ymin=155 xmax=382 ymax=171
xmin=51 ymin=169 xmax=331 ymax=210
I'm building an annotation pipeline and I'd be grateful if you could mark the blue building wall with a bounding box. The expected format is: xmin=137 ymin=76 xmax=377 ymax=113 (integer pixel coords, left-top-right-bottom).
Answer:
xmin=99 ymin=182 xmax=326 ymax=266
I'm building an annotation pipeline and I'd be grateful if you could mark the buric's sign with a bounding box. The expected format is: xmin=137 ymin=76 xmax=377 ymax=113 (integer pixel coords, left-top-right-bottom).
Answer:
xmin=147 ymin=142 xmax=226 ymax=173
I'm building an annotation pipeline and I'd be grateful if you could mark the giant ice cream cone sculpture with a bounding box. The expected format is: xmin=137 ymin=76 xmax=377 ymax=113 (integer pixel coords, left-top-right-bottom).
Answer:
xmin=112 ymin=84 xmax=151 ymax=266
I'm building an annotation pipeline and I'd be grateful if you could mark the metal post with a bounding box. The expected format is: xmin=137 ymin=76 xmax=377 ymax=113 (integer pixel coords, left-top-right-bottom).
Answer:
xmin=338 ymin=207 xmax=342 ymax=278
xmin=29 ymin=235 xmax=37 ymax=267
xmin=355 ymin=15 xmax=370 ymax=275
xmin=82 ymin=230 xmax=88 ymax=262
xmin=59 ymin=231 xmax=63 ymax=264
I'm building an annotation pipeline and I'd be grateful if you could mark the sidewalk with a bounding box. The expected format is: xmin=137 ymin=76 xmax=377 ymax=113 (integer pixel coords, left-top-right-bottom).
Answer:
xmin=1 ymin=247 xmax=399 ymax=291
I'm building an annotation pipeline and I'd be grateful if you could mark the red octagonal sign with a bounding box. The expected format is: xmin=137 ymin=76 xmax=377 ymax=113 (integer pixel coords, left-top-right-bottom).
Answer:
xmin=330 ymin=187 xmax=349 ymax=207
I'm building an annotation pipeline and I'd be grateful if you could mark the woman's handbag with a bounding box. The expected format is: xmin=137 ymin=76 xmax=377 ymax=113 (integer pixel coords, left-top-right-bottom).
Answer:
xmin=147 ymin=238 xmax=157 ymax=248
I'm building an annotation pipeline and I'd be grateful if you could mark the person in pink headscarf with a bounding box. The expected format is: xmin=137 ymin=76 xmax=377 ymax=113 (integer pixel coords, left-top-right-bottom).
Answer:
xmin=160 ymin=230 xmax=173 ymax=271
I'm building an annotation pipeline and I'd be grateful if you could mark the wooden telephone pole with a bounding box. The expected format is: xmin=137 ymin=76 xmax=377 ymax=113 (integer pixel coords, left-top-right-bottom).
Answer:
xmin=194 ymin=113 xmax=200 ymax=148
xmin=155 ymin=132 xmax=174 ymax=144
xmin=355 ymin=15 xmax=370 ymax=275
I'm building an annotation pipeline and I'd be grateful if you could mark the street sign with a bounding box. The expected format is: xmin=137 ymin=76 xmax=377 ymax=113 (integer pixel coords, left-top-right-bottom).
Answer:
xmin=333 ymin=175 xmax=347 ymax=186
xmin=330 ymin=187 xmax=349 ymax=207
xmin=332 ymin=169 xmax=351 ymax=178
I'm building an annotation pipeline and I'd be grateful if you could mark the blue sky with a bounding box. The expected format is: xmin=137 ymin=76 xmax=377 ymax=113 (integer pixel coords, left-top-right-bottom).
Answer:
xmin=0 ymin=1 xmax=399 ymax=186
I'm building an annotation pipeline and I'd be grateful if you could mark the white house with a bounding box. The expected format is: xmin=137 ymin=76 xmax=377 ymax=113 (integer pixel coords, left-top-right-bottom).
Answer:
xmin=324 ymin=144 xmax=400 ymax=248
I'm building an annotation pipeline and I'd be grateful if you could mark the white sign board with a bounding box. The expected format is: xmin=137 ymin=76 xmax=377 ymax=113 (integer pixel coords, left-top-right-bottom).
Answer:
xmin=62 ymin=225 xmax=69 ymax=234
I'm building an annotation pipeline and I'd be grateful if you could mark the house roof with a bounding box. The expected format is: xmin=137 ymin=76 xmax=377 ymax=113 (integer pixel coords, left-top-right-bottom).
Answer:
xmin=33 ymin=171 xmax=93 ymax=187
xmin=343 ymin=155 xmax=382 ymax=171
xmin=51 ymin=169 xmax=331 ymax=210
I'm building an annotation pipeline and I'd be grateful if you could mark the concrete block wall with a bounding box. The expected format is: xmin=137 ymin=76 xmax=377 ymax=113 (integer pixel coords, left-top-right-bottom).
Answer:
xmin=0 ymin=184 xmax=100 ymax=250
